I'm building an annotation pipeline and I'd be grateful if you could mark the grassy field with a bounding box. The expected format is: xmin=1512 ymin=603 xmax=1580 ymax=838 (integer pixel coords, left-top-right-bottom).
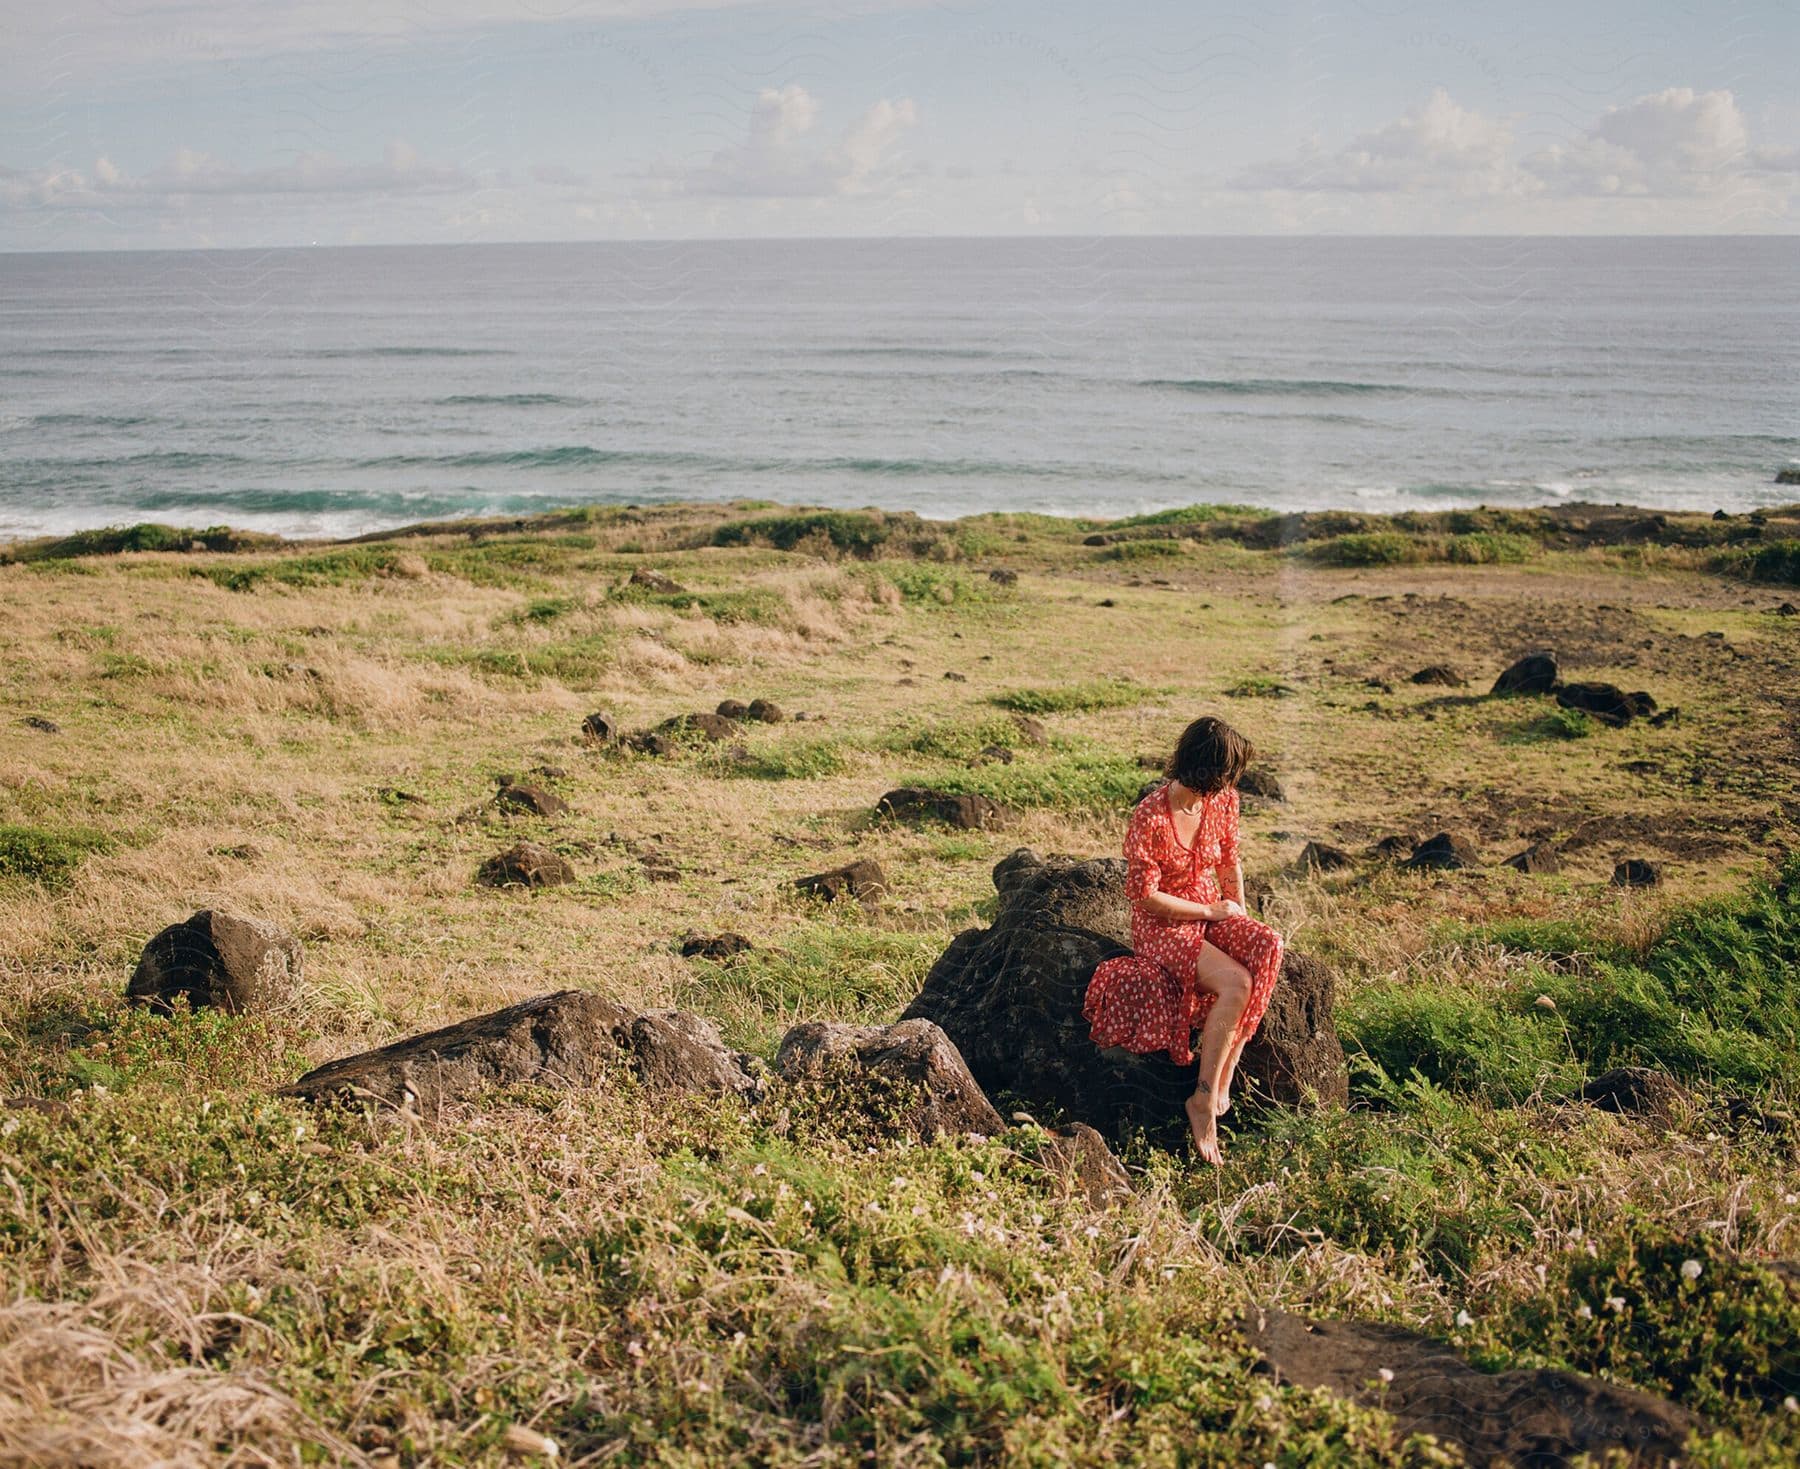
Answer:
xmin=1 ymin=499 xmax=1797 ymax=1466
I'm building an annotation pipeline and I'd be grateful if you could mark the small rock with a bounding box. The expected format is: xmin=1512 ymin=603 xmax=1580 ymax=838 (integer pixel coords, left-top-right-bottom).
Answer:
xmin=1410 ymin=665 xmax=1466 ymax=687
xmin=943 ymin=671 xmax=967 ymax=682
xmin=774 ymin=1018 xmax=1004 ymax=1142
xmin=478 ymin=842 xmax=575 ymax=889
xmin=127 ymin=910 xmax=305 ymax=1015
xmin=1098 ymin=598 xmax=1116 ymax=608
xmin=1648 ymin=707 xmax=1680 ymax=728
xmin=493 ymin=784 xmax=567 ymax=818
xmin=1295 ymin=841 xmax=1354 ymax=873
xmin=1556 ymin=682 xmax=1656 ymax=727
xmin=716 ymin=699 xmax=749 ymax=719
xmin=877 ymin=787 xmax=1012 ymax=831
xmin=988 ymin=568 xmax=1018 ymax=586
xmin=795 ymin=859 xmax=888 ymax=903
xmin=1611 ymin=858 xmax=1660 ymax=888
xmin=1369 ymin=834 xmax=1413 ymax=861
xmin=629 ymin=732 xmax=677 ymax=757
xmin=1776 ymin=467 xmax=1800 ymax=485
xmin=1238 ymin=767 xmax=1286 ymax=802
xmin=657 ymin=712 xmax=739 ymax=742
xmin=531 ymin=765 xmax=567 ymax=780
xmin=21 ymin=716 xmax=60 ymax=733
xmin=1581 ymin=1066 xmax=1687 ymax=1117
xmin=1776 ymin=602 xmax=1797 ymax=616
xmin=1403 ymin=832 xmax=1480 ymax=871
xmin=1504 ymin=840 xmax=1561 ymax=875
xmin=1012 ymin=716 xmax=1048 ymax=746
xmin=681 ymin=932 xmax=752 ymax=960
xmin=979 ymin=745 xmax=1015 ymax=764
xmin=5 ymin=1096 xmax=71 ymax=1118
xmin=1036 ymin=1122 xmax=1134 ymax=1208
xmin=628 ymin=568 xmax=685 ymax=594
xmin=1363 ymin=677 xmax=1395 ymax=694
xmin=746 ymin=698 xmax=785 ymax=724
xmin=1491 ymin=652 xmax=1559 ymax=696
xmin=581 ymin=711 xmax=618 ymax=744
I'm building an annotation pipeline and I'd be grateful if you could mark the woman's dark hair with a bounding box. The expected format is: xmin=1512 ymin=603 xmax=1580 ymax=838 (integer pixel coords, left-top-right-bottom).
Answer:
xmin=1165 ymin=715 xmax=1254 ymax=794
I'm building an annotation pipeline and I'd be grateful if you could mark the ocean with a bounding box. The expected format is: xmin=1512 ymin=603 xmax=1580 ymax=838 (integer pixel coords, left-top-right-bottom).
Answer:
xmin=1 ymin=235 xmax=1795 ymax=542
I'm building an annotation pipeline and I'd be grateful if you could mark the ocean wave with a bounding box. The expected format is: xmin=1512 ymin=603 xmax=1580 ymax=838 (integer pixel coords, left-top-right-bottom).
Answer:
xmin=1140 ymin=377 xmax=1424 ymax=396
xmin=435 ymin=393 xmax=586 ymax=407
xmin=29 ymin=413 xmax=153 ymax=429
xmin=302 ymin=346 xmax=514 ymax=359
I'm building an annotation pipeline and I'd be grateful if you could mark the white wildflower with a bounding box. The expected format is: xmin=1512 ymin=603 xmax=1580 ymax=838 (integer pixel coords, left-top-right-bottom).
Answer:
xmin=1455 ymin=1309 xmax=1474 ymax=1328
xmin=865 ymin=1200 xmax=882 ymax=1215
xmin=292 ymin=1123 xmax=306 ymax=1141
xmin=1576 ymin=1303 xmax=1593 ymax=1320
xmin=626 ymin=1340 xmax=644 ymax=1358
xmin=1377 ymin=1367 xmax=1395 ymax=1384
xmin=1606 ymin=1296 xmax=1626 ymax=1313
xmin=751 ymin=1163 xmax=767 ymax=1177
xmin=0 ymin=1118 xmax=15 ymax=1138
xmin=912 ymin=1203 xmax=928 ymax=1217
xmin=800 ymin=1199 xmax=813 ymax=1213
xmin=1680 ymin=1258 xmax=1702 ymax=1282
xmin=1084 ymin=1224 xmax=1100 ymax=1239
xmin=1784 ymin=1396 xmax=1799 ymax=1414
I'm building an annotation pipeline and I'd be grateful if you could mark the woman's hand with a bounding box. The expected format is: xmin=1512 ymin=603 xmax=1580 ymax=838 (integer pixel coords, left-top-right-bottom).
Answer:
xmin=1207 ymin=899 xmax=1247 ymax=921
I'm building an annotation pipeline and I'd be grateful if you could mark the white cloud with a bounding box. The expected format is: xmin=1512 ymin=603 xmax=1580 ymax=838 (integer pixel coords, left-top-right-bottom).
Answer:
xmin=1234 ymin=89 xmax=1533 ymax=197
xmin=1529 ymin=87 xmax=1770 ymax=196
xmin=0 ymin=141 xmax=474 ymax=209
xmin=677 ymin=86 xmax=917 ymax=198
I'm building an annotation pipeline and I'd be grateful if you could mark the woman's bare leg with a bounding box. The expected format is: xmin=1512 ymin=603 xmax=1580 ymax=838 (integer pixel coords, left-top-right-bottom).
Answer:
xmin=1214 ymin=1033 xmax=1251 ymax=1116
xmin=1184 ymin=944 xmax=1251 ymax=1164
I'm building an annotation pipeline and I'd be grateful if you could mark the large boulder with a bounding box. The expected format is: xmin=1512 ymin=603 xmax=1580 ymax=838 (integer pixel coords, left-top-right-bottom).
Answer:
xmin=281 ymin=990 xmax=759 ymax=1114
xmin=774 ymin=1018 xmax=1004 ymax=1142
xmin=1248 ymin=1308 xmax=1702 ymax=1468
xmin=1035 ymin=1122 xmax=1135 ymax=1208
xmin=1402 ymin=832 xmax=1481 ymax=871
xmin=127 ymin=910 xmax=304 ymax=1015
xmin=794 ymin=859 xmax=888 ymax=903
xmin=478 ymin=841 xmax=575 ymax=888
xmin=901 ymin=850 xmax=1347 ymax=1138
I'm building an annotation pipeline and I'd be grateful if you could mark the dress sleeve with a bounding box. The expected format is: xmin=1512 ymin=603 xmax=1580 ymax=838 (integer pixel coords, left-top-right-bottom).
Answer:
xmin=1123 ymin=798 xmax=1163 ymax=902
xmin=1219 ymin=788 xmax=1241 ymax=869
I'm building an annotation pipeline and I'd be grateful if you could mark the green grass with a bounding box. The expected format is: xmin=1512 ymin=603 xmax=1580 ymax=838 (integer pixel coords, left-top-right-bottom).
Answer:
xmin=1106 ymin=503 xmax=1270 ymax=530
xmin=1098 ymin=539 xmax=1184 ymax=562
xmin=1 ymin=522 xmax=273 ymax=562
xmin=710 ymin=510 xmax=947 ymax=560
xmin=876 ymin=565 xmax=998 ymax=606
xmin=1447 ymin=531 xmax=1535 ymax=565
xmin=884 ymin=715 xmax=1026 ymax=762
xmin=1301 ymin=532 xmax=1419 ymax=567
xmin=0 ymin=823 xmax=114 ymax=887
xmin=1719 ymin=539 xmax=1800 ymax=585
xmin=198 ymin=547 xmax=414 ymax=592
xmin=901 ymin=744 xmax=1145 ymax=812
xmin=719 ymin=738 xmax=848 ymax=781
xmin=1344 ymin=854 xmax=1800 ymax=1102
xmin=991 ymin=679 xmax=1158 ymax=714
xmin=1506 ymin=706 xmax=1596 ymax=742
xmin=427 ymin=634 xmax=616 ymax=684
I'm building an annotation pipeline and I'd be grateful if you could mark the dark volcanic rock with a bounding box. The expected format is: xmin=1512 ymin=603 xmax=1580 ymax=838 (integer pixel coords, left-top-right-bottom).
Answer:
xmin=1648 ymin=707 xmax=1681 ymax=728
xmin=581 ymin=711 xmax=618 ymax=744
xmin=774 ymin=1018 xmax=1004 ymax=1142
xmin=5 ymin=1095 xmax=71 ymax=1118
xmin=282 ymin=990 xmax=758 ymax=1113
xmin=1237 ymin=767 xmax=1286 ymax=802
xmin=746 ymin=698 xmax=786 ymax=724
xmin=630 ymin=732 xmax=677 ymax=757
xmin=1504 ymin=840 xmax=1561 ymax=875
xmin=658 ymin=712 xmax=739 ymax=742
xmin=715 ymin=699 xmax=750 ymax=719
xmin=493 ymin=782 xmax=567 ymax=818
xmin=795 ymin=859 xmax=888 ymax=903
xmin=1612 ymin=858 xmax=1661 ymax=888
xmin=1492 ymin=651 xmax=1560 ymax=696
xmin=628 ymin=568 xmax=685 ymax=594
xmin=21 ymin=715 xmax=60 ymax=734
xmin=877 ymin=787 xmax=1012 ymax=831
xmin=1012 ymin=715 xmax=1048 ymax=746
xmin=478 ymin=841 xmax=575 ymax=888
xmin=1556 ymin=681 xmax=1657 ymax=727
xmin=1370 ymin=834 xmax=1413 ymax=861
xmin=1410 ymin=665 xmax=1466 ymax=687
xmin=988 ymin=568 xmax=1019 ymax=586
xmin=1403 ymin=832 xmax=1480 ymax=871
xmin=1248 ymin=1308 xmax=1702 ymax=1468
xmin=900 ymin=850 xmax=1347 ymax=1137
xmin=127 ymin=910 xmax=304 ymax=1015
xmin=1295 ymin=841 xmax=1353 ymax=873
xmin=1581 ymin=1066 xmax=1688 ymax=1118
xmin=681 ymin=931 xmax=752 ymax=960
xmin=1035 ymin=1122 xmax=1134 ymax=1207
xmin=1776 ymin=467 xmax=1800 ymax=485
xmin=979 ymin=744 xmax=1015 ymax=764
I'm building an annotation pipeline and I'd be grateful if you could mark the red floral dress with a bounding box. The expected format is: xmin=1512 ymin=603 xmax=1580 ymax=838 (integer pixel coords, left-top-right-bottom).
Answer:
xmin=1082 ymin=784 xmax=1284 ymax=1066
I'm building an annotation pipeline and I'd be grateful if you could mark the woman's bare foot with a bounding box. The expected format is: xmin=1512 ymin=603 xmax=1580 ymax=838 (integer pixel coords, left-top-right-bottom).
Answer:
xmin=1184 ymin=1091 xmax=1223 ymax=1165
xmin=1213 ymin=1084 xmax=1231 ymax=1118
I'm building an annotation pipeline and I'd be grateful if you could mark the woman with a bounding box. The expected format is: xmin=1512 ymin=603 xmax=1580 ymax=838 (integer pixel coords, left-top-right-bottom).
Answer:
xmin=1082 ymin=715 xmax=1284 ymax=1164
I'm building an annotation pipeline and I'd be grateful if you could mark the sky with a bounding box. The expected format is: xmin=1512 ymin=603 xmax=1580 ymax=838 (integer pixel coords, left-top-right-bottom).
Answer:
xmin=2 ymin=0 xmax=1798 ymax=250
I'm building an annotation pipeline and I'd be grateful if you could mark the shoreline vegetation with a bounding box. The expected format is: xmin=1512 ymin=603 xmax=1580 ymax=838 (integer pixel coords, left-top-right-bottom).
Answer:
xmin=2 ymin=497 xmax=1797 ymax=1465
